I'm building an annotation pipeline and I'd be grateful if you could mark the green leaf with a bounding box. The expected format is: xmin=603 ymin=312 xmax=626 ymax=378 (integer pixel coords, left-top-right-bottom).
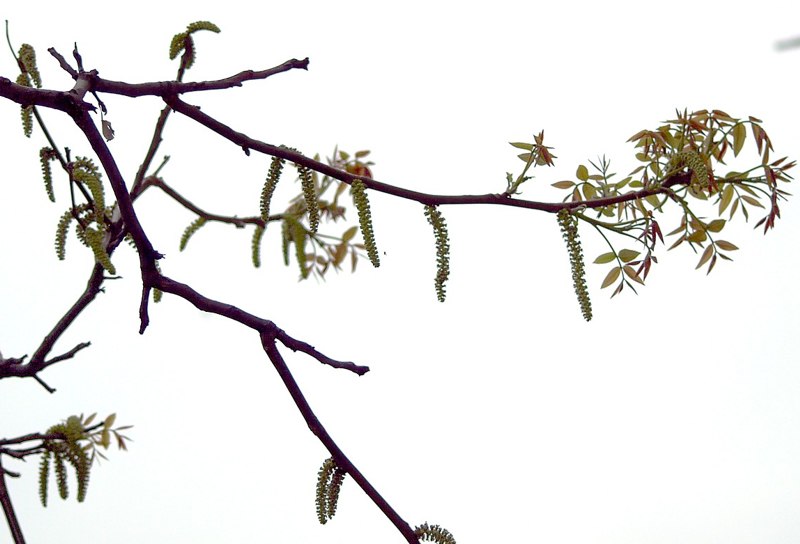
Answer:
xmin=509 ymin=142 xmax=533 ymax=150
xmin=576 ymin=164 xmax=589 ymax=181
xmin=732 ymin=123 xmax=746 ymax=156
xmin=645 ymin=194 xmax=662 ymax=209
xmin=718 ymin=184 xmax=734 ymax=215
xmin=104 ymin=413 xmax=116 ymax=429
xmin=342 ymin=225 xmax=358 ymax=242
xmin=551 ymin=180 xmax=575 ymax=189
xmin=593 ymin=252 xmax=616 ymax=264
xmin=582 ymin=183 xmax=597 ymax=200
xmin=687 ymin=230 xmax=707 ymax=243
xmin=741 ymin=195 xmax=764 ymax=208
xmin=618 ymin=249 xmax=640 ymax=263
xmin=517 ymin=152 xmax=533 ymax=163
xmin=600 ymin=267 xmax=621 ymax=289
xmin=706 ymin=219 xmax=725 ymax=232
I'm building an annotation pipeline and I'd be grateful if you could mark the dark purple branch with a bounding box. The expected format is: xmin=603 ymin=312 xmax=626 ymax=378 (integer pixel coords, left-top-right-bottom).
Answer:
xmin=0 ymin=264 xmax=101 ymax=381
xmin=0 ymin=457 xmax=25 ymax=544
xmin=46 ymin=47 xmax=77 ymax=78
xmin=144 ymin=176 xmax=261 ymax=227
xmin=153 ymin=274 xmax=365 ymax=374
xmin=276 ymin=330 xmax=369 ymax=375
xmin=165 ymin=94 xmax=692 ymax=211
xmin=260 ymin=334 xmax=417 ymax=543
xmin=88 ymin=57 xmax=309 ymax=98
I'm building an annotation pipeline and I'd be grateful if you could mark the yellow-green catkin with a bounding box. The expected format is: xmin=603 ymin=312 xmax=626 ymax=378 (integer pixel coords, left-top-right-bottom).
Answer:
xmin=297 ymin=163 xmax=319 ymax=233
xmin=261 ymin=155 xmax=285 ymax=223
xmin=251 ymin=224 xmax=265 ymax=267
xmin=18 ymin=44 xmax=42 ymax=88
xmin=350 ymin=179 xmax=380 ymax=267
xmin=316 ymin=457 xmax=336 ymax=524
xmin=414 ymin=523 xmax=457 ymax=544
xmin=40 ymin=147 xmax=56 ymax=202
xmin=424 ymin=205 xmax=450 ymax=302
xmin=179 ymin=217 xmax=208 ymax=251
xmin=557 ymin=209 xmax=592 ymax=321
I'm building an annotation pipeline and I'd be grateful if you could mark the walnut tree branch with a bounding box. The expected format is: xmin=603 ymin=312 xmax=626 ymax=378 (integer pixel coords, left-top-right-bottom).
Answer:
xmin=87 ymin=57 xmax=309 ymax=97
xmin=260 ymin=334 xmax=416 ymax=543
xmin=0 ymin=456 xmax=25 ymax=544
xmin=164 ymin=93 xmax=693 ymax=212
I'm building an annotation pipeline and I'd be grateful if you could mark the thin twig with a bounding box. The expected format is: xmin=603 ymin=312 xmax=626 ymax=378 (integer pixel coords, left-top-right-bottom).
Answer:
xmin=261 ymin=334 xmax=417 ymax=543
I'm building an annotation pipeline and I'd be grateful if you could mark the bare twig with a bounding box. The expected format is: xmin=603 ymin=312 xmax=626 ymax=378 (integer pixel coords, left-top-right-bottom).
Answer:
xmin=0 ymin=456 xmax=25 ymax=544
xmin=89 ymin=57 xmax=310 ymax=97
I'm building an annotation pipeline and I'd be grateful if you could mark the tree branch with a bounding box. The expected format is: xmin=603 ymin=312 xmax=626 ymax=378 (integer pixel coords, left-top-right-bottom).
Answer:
xmin=88 ymin=57 xmax=309 ymax=97
xmin=0 ymin=456 xmax=25 ymax=544
xmin=164 ymin=94 xmax=692 ymax=212
xmin=260 ymin=333 xmax=417 ymax=543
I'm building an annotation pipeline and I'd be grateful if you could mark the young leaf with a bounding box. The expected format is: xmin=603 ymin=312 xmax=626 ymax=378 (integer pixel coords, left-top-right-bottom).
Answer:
xmin=696 ymin=245 xmax=714 ymax=269
xmin=622 ymin=265 xmax=644 ymax=284
xmin=593 ymin=252 xmax=616 ymax=264
xmin=715 ymin=240 xmax=739 ymax=251
xmin=706 ymin=219 xmax=726 ymax=232
xmin=732 ymin=123 xmax=746 ymax=156
xmin=618 ymin=249 xmax=640 ymax=263
xmin=601 ymin=267 xmax=621 ymax=289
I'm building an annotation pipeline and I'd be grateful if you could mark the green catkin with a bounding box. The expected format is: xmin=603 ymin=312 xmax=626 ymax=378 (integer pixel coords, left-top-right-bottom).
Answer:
xmin=39 ymin=450 xmax=51 ymax=507
xmin=179 ymin=217 xmax=208 ymax=251
xmin=84 ymin=227 xmax=116 ymax=274
xmin=14 ymin=72 xmax=33 ymax=137
xmin=315 ymin=457 xmax=346 ymax=524
xmin=665 ymin=151 xmax=709 ymax=189
xmin=290 ymin=220 xmax=309 ymax=279
xmin=350 ymin=179 xmax=380 ymax=267
xmin=169 ymin=33 xmax=187 ymax=60
xmin=424 ymin=205 xmax=451 ymax=302
xmin=297 ymin=163 xmax=320 ymax=233
xmin=55 ymin=209 xmax=74 ymax=260
xmin=169 ymin=21 xmax=220 ymax=68
xmin=251 ymin=224 xmax=265 ymax=267
xmin=326 ymin=466 xmax=345 ymax=521
xmin=21 ymin=105 xmax=32 ymax=138
xmin=54 ymin=451 xmax=68 ymax=500
xmin=682 ymin=151 xmax=709 ymax=190
xmin=316 ymin=458 xmax=336 ymax=524
xmin=73 ymin=157 xmax=105 ymax=222
xmin=281 ymin=220 xmax=290 ymax=266
xmin=18 ymin=44 xmax=41 ymax=88
xmin=39 ymin=147 xmax=56 ymax=202
xmin=414 ymin=523 xmax=457 ymax=544
xmin=261 ymin=155 xmax=285 ymax=222
xmin=54 ymin=204 xmax=92 ymax=260
xmin=557 ymin=209 xmax=592 ymax=321
xmin=63 ymin=417 xmax=89 ymax=502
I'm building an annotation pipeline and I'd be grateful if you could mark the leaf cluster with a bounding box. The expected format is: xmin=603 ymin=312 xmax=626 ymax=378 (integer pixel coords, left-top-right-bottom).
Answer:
xmin=532 ymin=109 xmax=795 ymax=304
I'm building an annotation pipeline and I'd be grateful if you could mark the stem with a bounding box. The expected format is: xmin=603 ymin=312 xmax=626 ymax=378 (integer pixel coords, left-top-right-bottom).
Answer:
xmin=0 ymin=456 xmax=25 ymax=544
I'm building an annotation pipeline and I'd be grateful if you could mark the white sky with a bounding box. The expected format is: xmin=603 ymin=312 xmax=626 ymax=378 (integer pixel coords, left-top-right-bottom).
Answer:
xmin=2 ymin=1 xmax=800 ymax=543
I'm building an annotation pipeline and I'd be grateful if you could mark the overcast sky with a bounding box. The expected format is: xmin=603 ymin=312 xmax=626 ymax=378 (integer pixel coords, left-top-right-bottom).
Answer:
xmin=2 ymin=1 xmax=800 ymax=543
